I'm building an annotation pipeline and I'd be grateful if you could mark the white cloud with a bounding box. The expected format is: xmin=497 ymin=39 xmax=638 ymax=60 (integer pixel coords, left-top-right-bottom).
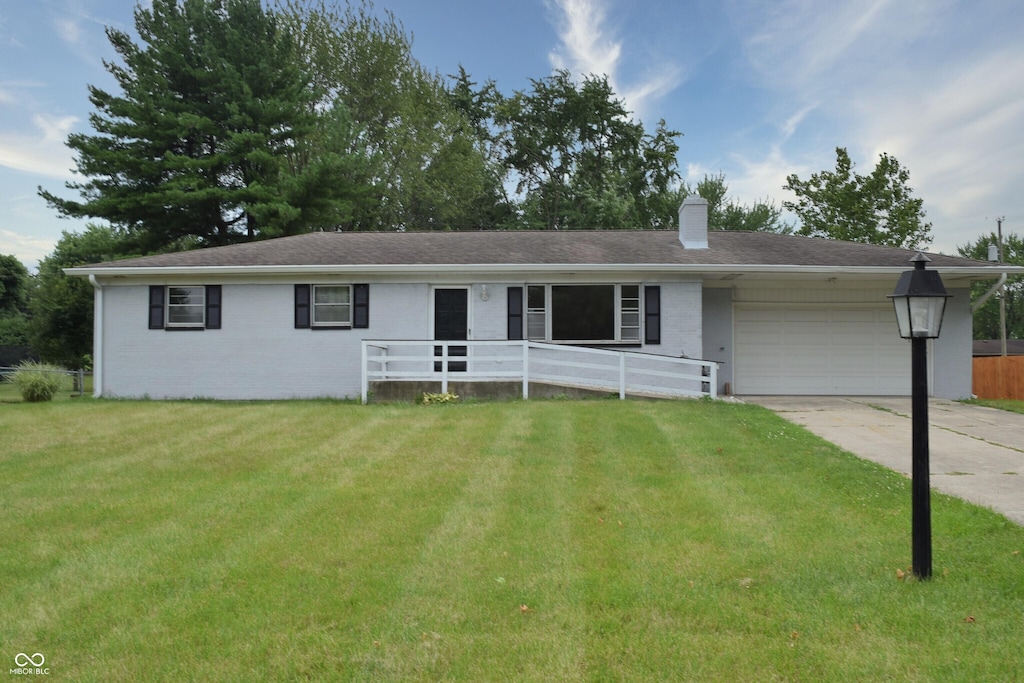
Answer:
xmin=55 ymin=15 xmax=81 ymax=46
xmin=547 ymin=0 xmax=622 ymax=79
xmin=0 ymin=113 xmax=78 ymax=178
xmin=546 ymin=0 xmax=684 ymax=118
xmin=0 ymin=229 xmax=58 ymax=270
xmin=717 ymin=0 xmax=1024 ymax=252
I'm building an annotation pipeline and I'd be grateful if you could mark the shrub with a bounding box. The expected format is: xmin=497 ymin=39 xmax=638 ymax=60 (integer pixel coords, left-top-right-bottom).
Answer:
xmin=420 ymin=391 xmax=459 ymax=405
xmin=10 ymin=361 xmax=71 ymax=402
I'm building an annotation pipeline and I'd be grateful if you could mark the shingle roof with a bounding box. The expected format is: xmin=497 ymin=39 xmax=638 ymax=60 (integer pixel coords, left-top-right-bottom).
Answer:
xmin=73 ymin=229 xmax=998 ymax=271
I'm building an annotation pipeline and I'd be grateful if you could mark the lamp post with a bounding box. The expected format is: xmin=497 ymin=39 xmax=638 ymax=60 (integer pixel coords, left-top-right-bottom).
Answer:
xmin=888 ymin=252 xmax=950 ymax=580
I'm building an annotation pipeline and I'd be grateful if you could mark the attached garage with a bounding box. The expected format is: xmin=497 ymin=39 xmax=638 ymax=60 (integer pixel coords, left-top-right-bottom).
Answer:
xmin=734 ymin=305 xmax=911 ymax=395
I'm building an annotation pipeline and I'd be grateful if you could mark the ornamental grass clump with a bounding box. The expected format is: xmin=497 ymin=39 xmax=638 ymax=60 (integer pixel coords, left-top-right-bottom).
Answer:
xmin=10 ymin=361 xmax=70 ymax=402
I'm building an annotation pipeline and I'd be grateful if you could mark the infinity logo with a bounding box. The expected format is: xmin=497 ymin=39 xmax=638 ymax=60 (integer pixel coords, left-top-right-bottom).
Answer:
xmin=14 ymin=653 xmax=44 ymax=667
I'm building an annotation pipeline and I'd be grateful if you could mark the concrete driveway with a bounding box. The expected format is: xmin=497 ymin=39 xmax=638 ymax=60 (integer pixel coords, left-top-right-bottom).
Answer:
xmin=742 ymin=396 xmax=1024 ymax=526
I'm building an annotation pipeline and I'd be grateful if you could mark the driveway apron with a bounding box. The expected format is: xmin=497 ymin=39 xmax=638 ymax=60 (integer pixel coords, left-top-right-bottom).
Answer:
xmin=741 ymin=396 xmax=1024 ymax=526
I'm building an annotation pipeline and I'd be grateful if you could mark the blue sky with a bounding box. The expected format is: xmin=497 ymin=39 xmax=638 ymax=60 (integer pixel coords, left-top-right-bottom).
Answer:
xmin=2 ymin=0 xmax=1023 ymax=269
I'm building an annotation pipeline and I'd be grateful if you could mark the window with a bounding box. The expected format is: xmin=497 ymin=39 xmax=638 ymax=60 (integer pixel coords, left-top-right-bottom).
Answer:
xmin=294 ymin=284 xmax=369 ymax=329
xmin=313 ymin=285 xmax=351 ymax=327
xmin=149 ymin=285 xmax=221 ymax=330
xmin=167 ymin=286 xmax=205 ymax=327
xmin=527 ymin=285 xmax=546 ymax=341
xmin=514 ymin=284 xmax=655 ymax=344
xmin=620 ymin=285 xmax=640 ymax=342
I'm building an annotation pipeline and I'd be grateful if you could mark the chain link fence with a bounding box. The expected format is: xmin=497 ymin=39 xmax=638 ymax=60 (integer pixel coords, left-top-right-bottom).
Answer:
xmin=0 ymin=366 xmax=87 ymax=398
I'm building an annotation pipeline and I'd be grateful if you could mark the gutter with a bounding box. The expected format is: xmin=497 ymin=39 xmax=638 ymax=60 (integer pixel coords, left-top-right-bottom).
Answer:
xmin=89 ymin=274 xmax=103 ymax=398
xmin=972 ymin=273 xmax=1007 ymax=312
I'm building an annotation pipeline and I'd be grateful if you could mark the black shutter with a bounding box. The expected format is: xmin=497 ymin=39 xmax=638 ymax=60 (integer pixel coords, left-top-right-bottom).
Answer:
xmin=507 ymin=286 xmax=523 ymax=340
xmin=294 ymin=284 xmax=311 ymax=328
xmin=644 ymin=285 xmax=661 ymax=345
xmin=205 ymin=285 xmax=221 ymax=329
xmin=149 ymin=286 xmax=164 ymax=329
xmin=353 ymin=284 xmax=369 ymax=328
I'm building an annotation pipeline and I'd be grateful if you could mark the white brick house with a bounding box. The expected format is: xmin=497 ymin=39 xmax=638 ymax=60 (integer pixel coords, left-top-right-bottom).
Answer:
xmin=68 ymin=198 xmax=1013 ymax=400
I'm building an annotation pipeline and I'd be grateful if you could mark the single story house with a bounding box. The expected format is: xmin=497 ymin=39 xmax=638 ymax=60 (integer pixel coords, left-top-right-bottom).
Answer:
xmin=68 ymin=197 xmax=1015 ymax=401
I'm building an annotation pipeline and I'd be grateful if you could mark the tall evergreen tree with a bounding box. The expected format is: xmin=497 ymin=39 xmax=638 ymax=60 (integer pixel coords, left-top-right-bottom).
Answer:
xmin=40 ymin=0 xmax=371 ymax=250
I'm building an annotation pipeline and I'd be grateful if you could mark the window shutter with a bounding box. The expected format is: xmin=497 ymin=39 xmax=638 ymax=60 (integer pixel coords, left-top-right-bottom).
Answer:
xmin=205 ymin=285 xmax=222 ymax=329
xmin=507 ymin=287 xmax=523 ymax=340
xmin=353 ymin=284 xmax=369 ymax=328
xmin=644 ymin=286 xmax=661 ymax=345
xmin=294 ymin=284 xmax=311 ymax=328
xmin=149 ymin=286 xmax=164 ymax=329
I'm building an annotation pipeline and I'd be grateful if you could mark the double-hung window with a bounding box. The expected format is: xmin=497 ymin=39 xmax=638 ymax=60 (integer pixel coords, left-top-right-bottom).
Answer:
xmin=294 ymin=284 xmax=369 ymax=329
xmin=167 ymin=286 xmax=206 ymax=327
xmin=520 ymin=284 xmax=652 ymax=344
xmin=313 ymin=285 xmax=351 ymax=327
xmin=149 ymin=285 xmax=221 ymax=330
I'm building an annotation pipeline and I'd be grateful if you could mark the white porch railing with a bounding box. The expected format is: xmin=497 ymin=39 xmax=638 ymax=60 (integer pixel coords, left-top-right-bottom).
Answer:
xmin=360 ymin=340 xmax=718 ymax=404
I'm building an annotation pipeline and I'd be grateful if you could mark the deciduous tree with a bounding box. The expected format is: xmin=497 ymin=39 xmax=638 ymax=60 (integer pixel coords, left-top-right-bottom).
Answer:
xmin=284 ymin=0 xmax=498 ymax=231
xmin=693 ymin=174 xmax=791 ymax=233
xmin=29 ymin=226 xmax=140 ymax=368
xmin=494 ymin=70 xmax=683 ymax=230
xmin=783 ymin=147 xmax=932 ymax=248
xmin=0 ymin=254 xmax=32 ymax=346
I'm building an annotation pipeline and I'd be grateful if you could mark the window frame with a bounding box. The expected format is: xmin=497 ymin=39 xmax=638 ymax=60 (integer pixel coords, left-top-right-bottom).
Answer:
xmin=150 ymin=285 xmax=220 ymax=331
xmin=524 ymin=284 xmax=646 ymax=345
xmin=165 ymin=285 xmax=206 ymax=329
xmin=311 ymin=284 xmax=352 ymax=328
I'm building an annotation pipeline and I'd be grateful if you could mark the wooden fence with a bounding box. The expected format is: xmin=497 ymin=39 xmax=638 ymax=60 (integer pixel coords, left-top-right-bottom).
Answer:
xmin=973 ymin=356 xmax=1024 ymax=399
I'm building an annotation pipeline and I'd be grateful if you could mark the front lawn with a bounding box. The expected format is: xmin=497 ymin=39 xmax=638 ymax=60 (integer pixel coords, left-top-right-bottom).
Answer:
xmin=1 ymin=399 xmax=1021 ymax=681
xmin=963 ymin=398 xmax=1024 ymax=414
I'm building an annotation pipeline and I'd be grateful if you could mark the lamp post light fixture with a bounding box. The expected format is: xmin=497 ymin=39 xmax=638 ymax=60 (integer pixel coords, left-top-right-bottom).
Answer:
xmin=888 ymin=252 xmax=950 ymax=580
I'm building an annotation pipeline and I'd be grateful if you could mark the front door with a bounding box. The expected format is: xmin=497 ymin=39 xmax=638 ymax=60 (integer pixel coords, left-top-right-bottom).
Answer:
xmin=434 ymin=288 xmax=468 ymax=372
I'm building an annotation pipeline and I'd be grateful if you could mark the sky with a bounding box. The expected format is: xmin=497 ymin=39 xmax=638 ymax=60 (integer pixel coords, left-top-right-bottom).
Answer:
xmin=2 ymin=0 xmax=1022 ymax=269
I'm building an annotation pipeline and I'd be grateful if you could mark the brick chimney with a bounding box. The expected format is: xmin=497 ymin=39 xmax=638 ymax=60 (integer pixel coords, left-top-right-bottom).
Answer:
xmin=679 ymin=195 xmax=708 ymax=249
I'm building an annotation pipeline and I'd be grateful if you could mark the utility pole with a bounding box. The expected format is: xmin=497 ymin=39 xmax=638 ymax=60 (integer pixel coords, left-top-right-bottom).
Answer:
xmin=998 ymin=217 xmax=1007 ymax=357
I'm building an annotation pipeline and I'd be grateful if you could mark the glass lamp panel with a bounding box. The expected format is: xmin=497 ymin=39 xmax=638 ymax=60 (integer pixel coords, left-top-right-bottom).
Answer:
xmin=909 ymin=297 xmax=947 ymax=338
xmin=892 ymin=298 xmax=912 ymax=339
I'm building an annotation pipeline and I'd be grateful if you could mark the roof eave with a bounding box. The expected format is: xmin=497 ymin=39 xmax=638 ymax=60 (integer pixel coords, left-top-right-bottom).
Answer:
xmin=66 ymin=262 xmax=1022 ymax=279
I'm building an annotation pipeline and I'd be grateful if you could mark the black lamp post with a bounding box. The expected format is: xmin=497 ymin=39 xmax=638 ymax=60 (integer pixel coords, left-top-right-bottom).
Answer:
xmin=888 ymin=252 xmax=950 ymax=580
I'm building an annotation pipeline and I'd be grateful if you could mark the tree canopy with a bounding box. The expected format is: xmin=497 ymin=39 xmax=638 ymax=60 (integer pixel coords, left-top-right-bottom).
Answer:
xmin=690 ymin=174 xmax=790 ymax=233
xmin=29 ymin=226 xmax=142 ymax=368
xmin=0 ymin=254 xmax=32 ymax=346
xmin=783 ymin=147 xmax=932 ymax=249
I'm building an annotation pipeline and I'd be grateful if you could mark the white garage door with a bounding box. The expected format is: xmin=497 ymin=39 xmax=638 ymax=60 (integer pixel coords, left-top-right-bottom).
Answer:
xmin=734 ymin=306 xmax=911 ymax=395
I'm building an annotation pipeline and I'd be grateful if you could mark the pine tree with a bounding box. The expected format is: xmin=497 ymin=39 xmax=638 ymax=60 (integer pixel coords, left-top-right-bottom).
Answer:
xmin=40 ymin=0 xmax=371 ymax=249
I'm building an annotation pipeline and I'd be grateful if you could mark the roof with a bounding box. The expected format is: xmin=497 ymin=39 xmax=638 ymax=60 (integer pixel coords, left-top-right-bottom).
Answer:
xmin=973 ymin=339 xmax=1024 ymax=356
xmin=67 ymin=229 xmax=1016 ymax=283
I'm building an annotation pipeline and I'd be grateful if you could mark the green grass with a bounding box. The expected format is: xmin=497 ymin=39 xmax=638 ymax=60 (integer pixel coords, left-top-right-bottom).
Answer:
xmin=963 ymin=398 xmax=1024 ymax=414
xmin=2 ymin=399 xmax=1022 ymax=681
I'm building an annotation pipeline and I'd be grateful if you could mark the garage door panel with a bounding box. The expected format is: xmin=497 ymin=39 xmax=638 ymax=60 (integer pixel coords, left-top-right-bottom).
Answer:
xmin=735 ymin=306 xmax=910 ymax=396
